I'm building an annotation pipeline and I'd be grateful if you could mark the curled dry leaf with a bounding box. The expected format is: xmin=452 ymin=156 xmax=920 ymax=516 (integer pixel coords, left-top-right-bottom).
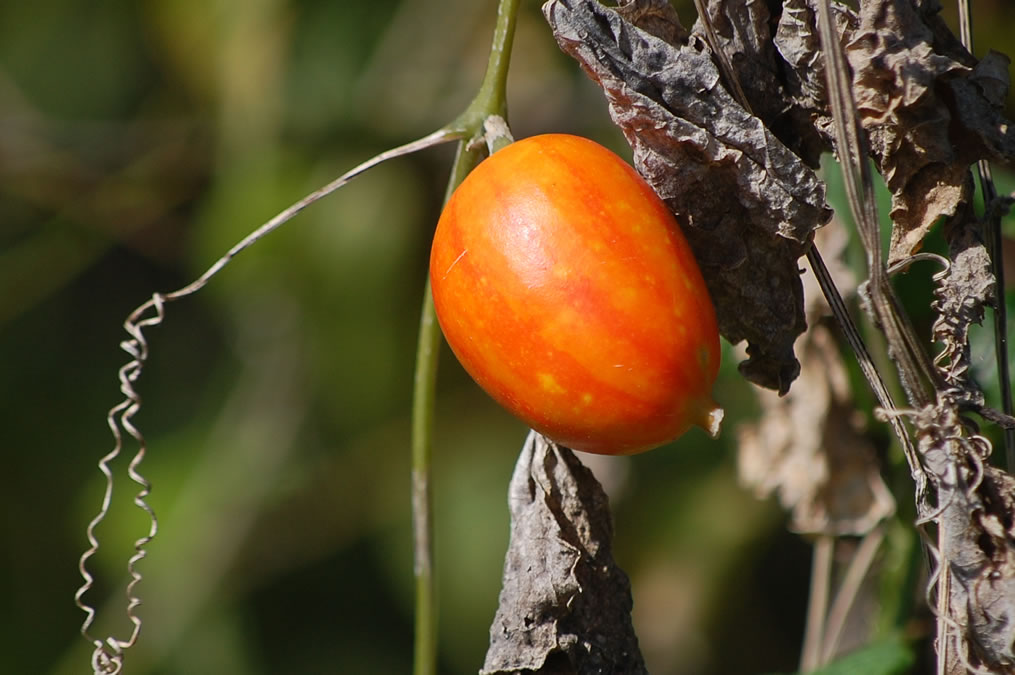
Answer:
xmin=739 ymin=323 xmax=896 ymax=536
xmin=846 ymin=0 xmax=1015 ymax=264
xmin=696 ymin=0 xmax=846 ymax=167
xmin=906 ymin=195 xmax=1015 ymax=671
xmin=933 ymin=202 xmax=996 ymax=408
xmin=905 ymin=396 xmax=1015 ymax=674
xmin=930 ymin=195 xmax=1015 ymax=429
xmin=482 ymin=431 xmax=645 ymax=675
xmin=614 ymin=0 xmax=687 ymax=46
xmin=777 ymin=0 xmax=1015 ymax=266
xmin=739 ymin=227 xmax=895 ymax=536
xmin=544 ymin=0 xmax=833 ymax=394
xmin=773 ymin=0 xmax=857 ymax=163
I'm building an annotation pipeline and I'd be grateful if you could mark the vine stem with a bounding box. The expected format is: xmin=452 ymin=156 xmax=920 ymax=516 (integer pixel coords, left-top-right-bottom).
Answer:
xmin=410 ymin=1 xmax=520 ymax=674
xmin=820 ymin=526 xmax=886 ymax=664
xmin=74 ymin=130 xmax=462 ymax=675
xmin=410 ymin=275 xmax=440 ymax=675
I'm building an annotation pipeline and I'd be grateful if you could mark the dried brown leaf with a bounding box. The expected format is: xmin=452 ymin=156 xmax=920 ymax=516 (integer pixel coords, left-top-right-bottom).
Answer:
xmin=908 ymin=173 xmax=1015 ymax=673
xmin=739 ymin=228 xmax=895 ymax=536
xmin=933 ymin=199 xmax=996 ymax=407
xmin=615 ymin=0 xmax=687 ymax=45
xmin=482 ymin=432 xmax=645 ymax=675
xmin=697 ymin=0 xmax=841 ymax=167
xmin=773 ymin=0 xmax=858 ymax=164
xmin=846 ymin=0 xmax=1015 ymax=264
xmin=908 ymin=398 xmax=1015 ymax=673
xmin=543 ymin=0 xmax=833 ymax=393
xmin=930 ymin=195 xmax=1015 ymax=433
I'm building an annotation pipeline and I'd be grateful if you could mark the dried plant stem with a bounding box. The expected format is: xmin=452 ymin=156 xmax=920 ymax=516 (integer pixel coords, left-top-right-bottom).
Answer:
xmin=801 ymin=536 xmax=834 ymax=672
xmin=74 ymin=125 xmax=461 ymax=675
xmin=816 ymin=0 xmax=937 ymax=411
xmin=957 ymin=0 xmax=1014 ymax=468
xmin=936 ymin=532 xmax=952 ymax=675
xmin=691 ymin=7 xmax=907 ymax=667
xmin=821 ymin=526 xmax=886 ymax=664
xmin=692 ymin=0 xmax=751 ymax=112
xmin=163 ymin=129 xmax=459 ymax=305
xmin=801 ymin=530 xmax=887 ymax=671
xmin=812 ymin=0 xmax=938 ymax=515
xmin=807 ymin=249 xmax=921 ymax=482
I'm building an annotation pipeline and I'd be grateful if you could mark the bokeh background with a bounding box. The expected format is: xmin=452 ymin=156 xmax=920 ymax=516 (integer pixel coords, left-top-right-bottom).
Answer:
xmin=3 ymin=1 xmax=1014 ymax=674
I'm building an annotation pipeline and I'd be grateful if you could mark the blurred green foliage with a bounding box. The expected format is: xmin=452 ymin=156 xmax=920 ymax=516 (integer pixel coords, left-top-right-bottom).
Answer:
xmin=766 ymin=636 xmax=915 ymax=675
xmin=1 ymin=1 xmax=1012 ymax=674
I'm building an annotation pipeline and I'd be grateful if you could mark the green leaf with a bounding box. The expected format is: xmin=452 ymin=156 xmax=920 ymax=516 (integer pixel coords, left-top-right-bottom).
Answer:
xmin=766 ymin=637 xmax=915 ymax=675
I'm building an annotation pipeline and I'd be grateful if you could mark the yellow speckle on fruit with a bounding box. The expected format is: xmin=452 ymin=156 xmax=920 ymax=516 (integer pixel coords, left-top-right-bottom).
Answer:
xmin=616 ymin=286 xmax=638 ymax=310
xmin=553 ymin=265 xmax=571 ymax=279
xmin=582 ymin=392 xmax=593 ymax=405
xmin=538 ymin=373 xmax=565 ymax=395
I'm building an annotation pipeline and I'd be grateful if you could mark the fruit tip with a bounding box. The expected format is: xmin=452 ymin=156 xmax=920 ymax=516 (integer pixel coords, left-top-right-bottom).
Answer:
xmin=699 ymin=401 xmax=724 ymax=439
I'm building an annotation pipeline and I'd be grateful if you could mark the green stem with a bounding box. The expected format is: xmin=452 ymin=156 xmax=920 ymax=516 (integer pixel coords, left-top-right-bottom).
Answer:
xmin=411 ymin=140 xmax=493 ymax=675
xmin=410 ymin=3 xmax=520 ymax=673
xmin=481 ymin=0 xmax=520 ymax=109
xmin=411 ymin=276 xmax=440 ymax=675
xmin=454 ymin=0 xmax=521 ymax=135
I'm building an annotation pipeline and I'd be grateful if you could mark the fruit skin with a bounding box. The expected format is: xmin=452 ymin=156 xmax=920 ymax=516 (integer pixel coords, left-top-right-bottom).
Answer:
xmin=430 ymin=133 xmax=722 ymax=455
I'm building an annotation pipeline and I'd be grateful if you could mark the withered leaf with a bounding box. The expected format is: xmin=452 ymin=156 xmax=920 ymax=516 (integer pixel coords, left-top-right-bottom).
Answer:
xmin=933 ymin=195 xmax=1015 ymax=429
xmin=911 ymin=167 xmax=1015 ymax=672
xmin=739 ymin=323 xmax=896 ymax=536
xmin=773 ymin=0 xmax=858 ymax=163
xmin=694 ymin=0 xmax=831 ymax=167
xmin=739 ymin=227 xmax=895 ymax=536
xmin=933 ymin=200 xmax=996 ymax=405
xmin=615 ymin=0 xmax=687 ymax=46
xmin=544 ymin=0 xmax=832 ymax=393
xmin=846 ymin=0 xmax=1015 ymax=264
xmin=910 ymin=398 xmax=1015 ymax=673
xmin=482 ymin=432 xmax=645 ymax=675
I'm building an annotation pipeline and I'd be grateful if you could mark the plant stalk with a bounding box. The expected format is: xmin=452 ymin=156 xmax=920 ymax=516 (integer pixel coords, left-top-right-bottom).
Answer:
xmin=821 ymin=526 xmax=886 ymax=664
xmin=410 ymin=2 xmax=520 ymax=673
xmin=800 ymin=536 xmax=834 ymax=672
xmin=455 ymin=0 xmax=521 ymax=132
xmin=957 ymin=0 xmax=1014 ymax=468
xmin=411 ymin=140 xmax=498 ymax=675
xmin=412 ymin=275 xmax=440 ymax=675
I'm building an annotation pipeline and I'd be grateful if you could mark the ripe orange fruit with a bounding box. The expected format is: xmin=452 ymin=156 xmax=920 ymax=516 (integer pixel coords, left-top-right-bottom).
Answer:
xmin=430 ymin=134 xmax=722 ymax=454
